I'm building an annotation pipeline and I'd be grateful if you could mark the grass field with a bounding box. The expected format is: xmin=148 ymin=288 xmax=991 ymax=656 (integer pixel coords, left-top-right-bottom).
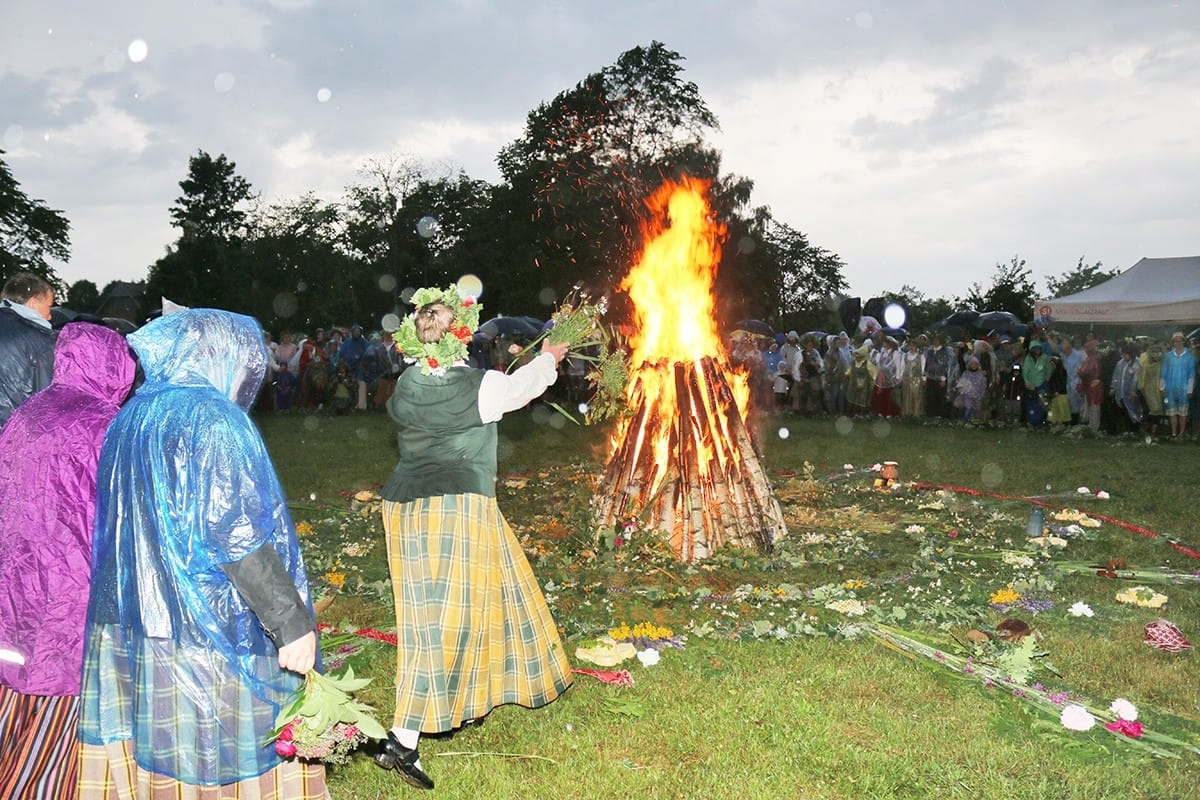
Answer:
xmin=257 ymin=406 xmax=1200 ymax=799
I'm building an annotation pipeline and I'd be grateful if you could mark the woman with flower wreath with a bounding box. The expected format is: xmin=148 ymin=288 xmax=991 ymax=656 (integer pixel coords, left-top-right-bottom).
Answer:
xmin=376 ymin=284 xmax=573 ymax=790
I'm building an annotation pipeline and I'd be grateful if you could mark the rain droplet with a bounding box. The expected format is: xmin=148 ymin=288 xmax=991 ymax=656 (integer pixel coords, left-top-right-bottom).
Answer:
xmin=214 ymin=72 xmax=235 ymax=93
xmin=549 ymin=414 xmax=566 ymax=430
xmin=854 ymin=11 xmax=874 ymax=29
xmin=577 ymin=402 xmax=589 ymax=415
xmin=871 ymin=419 xmax=891 ymax=439
xmin=272 ymin=292 xmax=298 ymax=318
xmin=537 ymin=287 xmax=558 ymax=306
xmin=415 ymin=215 xmax=439 ymax=238
xmin=457 ymin=274 xmax=483 ymax=301
xmin=302 ymin=416 xmax=320 ymax=431
xmin=378 ymin=274 xmax=397 ymax=292
xmin=737 ymin=236 xmax=756 ymax=254
xmin=127 ymin=39 xmax=148 ymax=63
xmin=316 ymin=87 xmax=332 ymax=103
xmin=103 ymin=50 xmax=124 ymax=72
xmin=355 ymin=427 xmax=370 ymax=440
xmin=296 ymin=280 xmax=307 ymax=293
xmin=834 ymin=415 xmax=854 ymax=435
xmin=777 ymin=427 xmax=790 ymax=440
xmin=1111 ymin=54 xmax=1134 ymax=78
xmin=381 ymin=312 xmax=401 ymax=332
xmin=980 ymin=463 xmax=1005 ymax=488
xmin=2 ymin=124 xmax=23 ymax=148
xmin=309 ymin=492 xmax=317 ymax=501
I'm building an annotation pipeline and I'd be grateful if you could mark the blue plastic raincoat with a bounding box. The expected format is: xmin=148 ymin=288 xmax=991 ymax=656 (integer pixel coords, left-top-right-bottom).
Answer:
xmin=79 ymin=309 xmax=315 ymax=785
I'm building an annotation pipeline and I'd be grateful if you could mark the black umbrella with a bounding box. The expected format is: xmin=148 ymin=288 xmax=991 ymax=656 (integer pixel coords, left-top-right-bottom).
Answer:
xmin=477 ymin=316 xmax=542 ymax=339
xmin=935 ymin=309 xmax=981 ymax=330
xmin=733 ymin=319 xmax=775 ymax=338
xmin=975 ymin=311 xmax=1026 ymax=333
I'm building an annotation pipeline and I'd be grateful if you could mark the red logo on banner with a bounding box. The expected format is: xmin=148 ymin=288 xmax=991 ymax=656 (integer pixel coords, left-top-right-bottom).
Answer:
xmin=1039 ymin=304 xmax=1052 ymax=317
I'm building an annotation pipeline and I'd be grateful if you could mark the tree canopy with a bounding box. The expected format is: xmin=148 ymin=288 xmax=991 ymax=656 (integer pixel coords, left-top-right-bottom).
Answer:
xmin=0 ymin=149 xmax=70 ymax=292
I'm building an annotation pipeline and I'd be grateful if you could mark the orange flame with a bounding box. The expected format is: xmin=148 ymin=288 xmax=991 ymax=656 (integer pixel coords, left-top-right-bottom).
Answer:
xmin=611 ymin=176 xmax=750 ymax=463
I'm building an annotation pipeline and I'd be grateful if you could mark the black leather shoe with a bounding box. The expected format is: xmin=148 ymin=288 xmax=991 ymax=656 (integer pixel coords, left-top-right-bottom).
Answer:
xmin=374 ymin=732 xmax=434 ymax=790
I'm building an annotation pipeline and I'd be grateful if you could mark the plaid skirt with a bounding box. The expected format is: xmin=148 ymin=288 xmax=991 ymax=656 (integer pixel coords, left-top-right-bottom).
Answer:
xmin=0 ymin=685 xmax=80 ymax=799
xmin=78 ymin=741 xmax=328 ymax=800
xmin=383 ymin=494 xmax=572 ymax=732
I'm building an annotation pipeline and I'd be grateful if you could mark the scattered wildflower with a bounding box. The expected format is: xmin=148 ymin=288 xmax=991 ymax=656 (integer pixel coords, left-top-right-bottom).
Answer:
xmin=1116 ymin=586 xmax=1168 ymax=609
xmin=1060 ymin=704 xmax=1097 ymax=731
xmin=825 ymin=599 xmax=867 ymax=617
xmin=947 ymin=529 xmax=959 ymax=538
xmin=904 ymin=524 xmax=925 ymax=534
xmin=989 ymin=586 xmax=1022 ymax=605
xmin=1105 ymin=718 xmax=1145 ymax=738
xmin=1095 ymin=490 xmax=1110 ymax=500
xmin=1067 ymin=602 xmax=1095 ymax=618
xmin=1029 ymin=535 xmax=1069 ymax=549
xmin=1002 ymin=552 xmax=1036 ymax=569
xmin=636 ymin=648 xmax=661 ymax=667
xmin=1109 ymin=698 xmax=1138 ymax=721
xmin=1076 ymin=487 xmax=1091 ymax=495
xmin=295 ymin=521 xmax=314 ymax=536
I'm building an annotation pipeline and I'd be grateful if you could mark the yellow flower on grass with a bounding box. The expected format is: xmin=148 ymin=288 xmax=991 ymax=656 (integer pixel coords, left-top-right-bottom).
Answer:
xmin=295 ymin=521 xmax=314 ymax=537
xmin=990 ymin=586 xmax=1021 ymax=605
xmin=321 ymin=570 xmax=346 ymax=590
xmin=1116 ymin=586 xmax=1167 ymax=609
xmin=843 ymin=580 xmax=866 ymax=590
xmin=609 ymin=622 xmax=674 ymax=642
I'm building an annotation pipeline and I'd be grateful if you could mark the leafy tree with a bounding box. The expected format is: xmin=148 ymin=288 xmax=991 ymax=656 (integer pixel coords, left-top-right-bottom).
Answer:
xmin=65 ymin=279 xmax=100 ymax=313
xmin=145 ymin=151 xmax=256 ymax=314
xmin=1044 ymin=257 xmax=1119 ymax=298
xmin=244 ymin=193 xmax=358 ymax=333
xmin=959 ymin=255 xmax=1039 ymax=320
xmin=497 ymin=41 xmax=727 ymax=307
xmin=168 ymin=150 xmax=254 ymax=240
xmin=0 ymin=149 xmax=69 ymax=291
xmin=757 ymin=216 xmax=848 ymax=333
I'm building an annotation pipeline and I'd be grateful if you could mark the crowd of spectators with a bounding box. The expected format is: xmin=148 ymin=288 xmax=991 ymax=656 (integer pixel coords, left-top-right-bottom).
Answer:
xmin=259 ymin=326 xmax=548 ymax=413
xmin=730 ymin=322 xmax=1200 ymax=440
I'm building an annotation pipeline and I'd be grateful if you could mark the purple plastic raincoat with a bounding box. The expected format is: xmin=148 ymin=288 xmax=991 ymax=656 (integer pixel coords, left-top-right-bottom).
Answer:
xmin=0 ymin=322 xmax=135 ymax=695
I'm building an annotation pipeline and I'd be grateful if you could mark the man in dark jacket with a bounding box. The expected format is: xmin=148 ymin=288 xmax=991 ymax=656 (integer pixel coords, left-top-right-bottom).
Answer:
xmin=0 ymin=272 xmax=55 ymax=428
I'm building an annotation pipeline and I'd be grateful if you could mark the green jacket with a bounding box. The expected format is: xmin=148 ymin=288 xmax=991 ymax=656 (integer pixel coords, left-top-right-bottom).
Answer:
xmin=381 ymin=366 xmax=496 ymax=503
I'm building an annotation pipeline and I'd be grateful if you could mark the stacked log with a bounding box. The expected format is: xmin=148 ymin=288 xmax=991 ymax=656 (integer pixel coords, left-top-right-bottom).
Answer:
xmin=594 ymin=355 xmax=787 ymax=561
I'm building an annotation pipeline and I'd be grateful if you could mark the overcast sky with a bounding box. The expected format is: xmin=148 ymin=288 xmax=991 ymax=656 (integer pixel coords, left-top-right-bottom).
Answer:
xmin=2 ymin=0 xmax=1197 ymax=304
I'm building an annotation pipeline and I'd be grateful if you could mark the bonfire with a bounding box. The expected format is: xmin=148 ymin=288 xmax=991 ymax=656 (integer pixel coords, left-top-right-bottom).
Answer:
xmin=593 ymin=176 xmax=787 ymax=561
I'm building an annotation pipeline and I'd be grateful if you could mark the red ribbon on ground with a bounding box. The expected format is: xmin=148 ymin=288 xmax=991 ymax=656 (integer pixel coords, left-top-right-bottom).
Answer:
xmin=908 ymin=481 xmax=1200 ymax=561
xmin=571 ymin=668 xmax=635 ymax=687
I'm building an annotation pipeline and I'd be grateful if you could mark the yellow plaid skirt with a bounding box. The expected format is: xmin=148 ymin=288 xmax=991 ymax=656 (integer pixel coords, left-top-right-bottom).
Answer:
xmin=78 ymin=741 xmax=328 ymax=800
xmin=383 ymin=494 xmax=572 ymax=732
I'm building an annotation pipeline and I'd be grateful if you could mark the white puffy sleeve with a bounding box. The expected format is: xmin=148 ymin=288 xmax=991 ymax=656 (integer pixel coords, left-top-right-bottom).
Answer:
xmin=477 ymin=353 xmax=560 ymax=423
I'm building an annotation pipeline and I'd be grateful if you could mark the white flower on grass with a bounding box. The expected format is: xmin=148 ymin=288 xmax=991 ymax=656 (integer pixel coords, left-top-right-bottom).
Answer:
xmin=1109 ymin=698 xmax=1138 ymax=721
xmin=1077 ymin=487 xmax=1091 ymax=494
xmin=904 ymin=524 xmax=925 ymax=534
xmin=843 ymin=463 xmax=854 ymax=471
xmin=1095 ymin=490 xmax=1110 ymax=500
xmin=636 ymin=648 xmax=661 ymax=667
xmin=1060 ymin=704 xmax=1096 ymax=731
xmin=1067 ymin=602 xmax=1094 ymax=618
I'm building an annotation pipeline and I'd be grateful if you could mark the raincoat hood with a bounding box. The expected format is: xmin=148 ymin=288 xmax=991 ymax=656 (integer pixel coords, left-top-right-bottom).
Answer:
xmin=128 ymin=308 xmax=268 ymax=409
xmin=54 ymin=322 xmax=136 ymax=406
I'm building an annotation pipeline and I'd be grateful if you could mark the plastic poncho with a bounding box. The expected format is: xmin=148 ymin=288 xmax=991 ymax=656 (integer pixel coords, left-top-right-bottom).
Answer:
xmin=79 ymin=309 xmax=315 ymax=784
xmin=0 ymin=323 xmax=135 ymax=695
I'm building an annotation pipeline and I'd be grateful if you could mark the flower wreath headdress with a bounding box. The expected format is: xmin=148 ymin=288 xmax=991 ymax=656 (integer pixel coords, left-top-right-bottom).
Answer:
xmin=392 ymin=285 xmax=480 ymax=376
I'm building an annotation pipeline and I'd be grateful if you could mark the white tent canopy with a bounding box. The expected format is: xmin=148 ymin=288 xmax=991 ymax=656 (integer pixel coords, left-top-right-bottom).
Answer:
xmin=1036 ymin=256 xmax=1200 ymax=324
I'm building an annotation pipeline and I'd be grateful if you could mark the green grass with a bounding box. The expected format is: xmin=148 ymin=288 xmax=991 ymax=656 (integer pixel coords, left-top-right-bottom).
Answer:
xmin=256 ymin=407 xmax=1200 ymax=799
